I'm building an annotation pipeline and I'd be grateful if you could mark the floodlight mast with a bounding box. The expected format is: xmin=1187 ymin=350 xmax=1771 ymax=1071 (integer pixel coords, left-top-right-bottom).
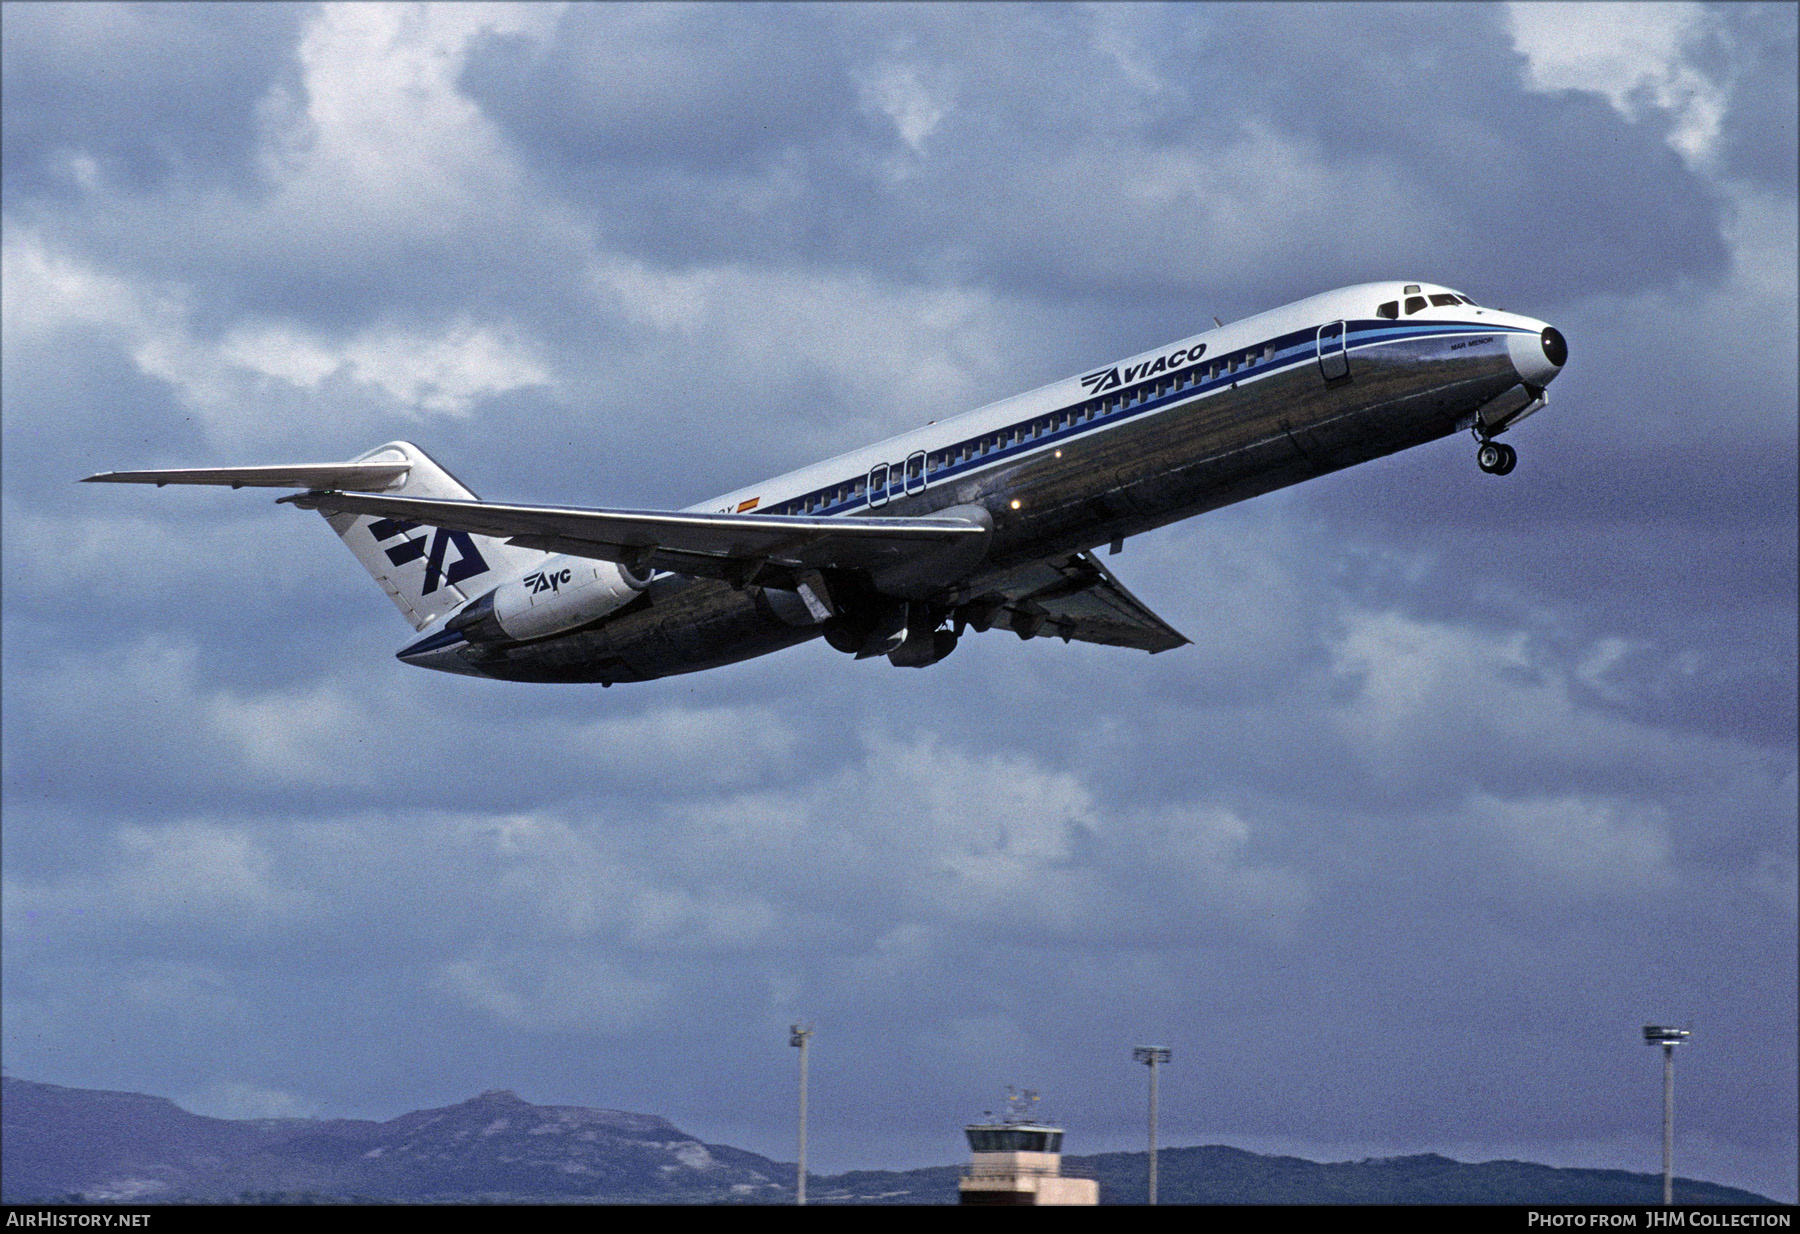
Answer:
xmin=1643 ymin=1025 xmax=1691 ymax=1205
xmin=790 ymin=1023 xmax=814 ymax=1206
xmin=1132 ymin=1046 xmax=1171 ymax=1204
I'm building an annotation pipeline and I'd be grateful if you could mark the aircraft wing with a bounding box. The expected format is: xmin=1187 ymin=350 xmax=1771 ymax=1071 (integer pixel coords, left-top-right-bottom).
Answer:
xmin=82 ymin=465 xmax=1178 ymax=651
xmin=959 ymin=550 xmax=1190 ymax=653
xmin=279 ymin=490 xmax=988 ymax=586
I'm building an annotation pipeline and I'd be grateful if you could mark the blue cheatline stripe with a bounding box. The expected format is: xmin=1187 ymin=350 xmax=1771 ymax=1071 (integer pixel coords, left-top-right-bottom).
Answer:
xmin=776 ymin=319 xmax=1531 ymax=518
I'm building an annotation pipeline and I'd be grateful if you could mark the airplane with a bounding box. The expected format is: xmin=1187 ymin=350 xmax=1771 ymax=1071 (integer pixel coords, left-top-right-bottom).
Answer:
xmin=84 ymin=281 xmax=1566 ymax=686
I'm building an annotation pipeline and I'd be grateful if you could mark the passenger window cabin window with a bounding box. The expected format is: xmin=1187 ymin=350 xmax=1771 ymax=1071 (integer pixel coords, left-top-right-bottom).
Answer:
xmin=1405 ymin=296 xmax=1427 ymax=315
xmin=1378 ymin=301 xmax=1399 ymax=319
xmin=1263 ymin=345 xmax=1275 ymax=361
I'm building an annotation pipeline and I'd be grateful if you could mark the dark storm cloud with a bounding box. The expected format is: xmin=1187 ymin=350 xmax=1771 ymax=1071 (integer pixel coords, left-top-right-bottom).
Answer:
xmin=0 ymin=2 xmax=307 ymax=200
xmin=460 ymin=5 xmax=855 ymax=174
xmin=1712 ymin=2 xmax=1799 ymax=192
xmin=459 ymin=3 xmax=1729 ymax=314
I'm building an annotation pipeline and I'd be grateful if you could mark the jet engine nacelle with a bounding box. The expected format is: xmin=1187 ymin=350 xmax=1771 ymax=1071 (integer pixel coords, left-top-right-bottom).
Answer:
xmin=454 ymin=557 xmax=649 ymax=644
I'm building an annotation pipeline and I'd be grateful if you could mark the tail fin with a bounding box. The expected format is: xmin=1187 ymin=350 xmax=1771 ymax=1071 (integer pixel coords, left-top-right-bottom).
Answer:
xmin=324 ymin=442 xmax=550 ymax=630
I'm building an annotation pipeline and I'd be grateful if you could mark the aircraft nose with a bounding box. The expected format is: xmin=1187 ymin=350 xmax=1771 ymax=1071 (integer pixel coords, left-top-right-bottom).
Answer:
xmin=1508 ymin=323 xmax=1567 ymax=387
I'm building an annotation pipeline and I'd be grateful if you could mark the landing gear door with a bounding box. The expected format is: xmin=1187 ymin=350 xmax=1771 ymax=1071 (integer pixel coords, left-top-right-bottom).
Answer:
xmin=1317 ymin=321 xmax=1349 ymax=382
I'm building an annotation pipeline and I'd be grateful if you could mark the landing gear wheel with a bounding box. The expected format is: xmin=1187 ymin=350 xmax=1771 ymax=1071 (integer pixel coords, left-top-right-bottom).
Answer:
xmin=1494 ymin=442 xmax=1517 ymax=475
xmin=1477 ymin=441 xmax=1506 ymax=473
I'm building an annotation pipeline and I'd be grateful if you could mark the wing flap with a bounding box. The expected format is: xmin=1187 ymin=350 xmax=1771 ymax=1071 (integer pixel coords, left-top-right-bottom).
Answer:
xmin=964 ymin=551 xmax=1189 ymax=653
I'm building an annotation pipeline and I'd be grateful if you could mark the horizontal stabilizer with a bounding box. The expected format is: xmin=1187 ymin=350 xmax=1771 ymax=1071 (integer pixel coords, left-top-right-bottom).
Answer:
xmin=82 ymin=442 xmax=546 ymax=630
xmin=284 ymin=490 xmax=989 ymax=586
xmin=81 ymin=463 xmax=410 ymax=491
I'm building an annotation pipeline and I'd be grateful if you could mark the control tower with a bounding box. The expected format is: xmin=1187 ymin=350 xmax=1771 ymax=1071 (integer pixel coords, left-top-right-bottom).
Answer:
xmin=958 ymin=1088 xmax=1099 ymax=1206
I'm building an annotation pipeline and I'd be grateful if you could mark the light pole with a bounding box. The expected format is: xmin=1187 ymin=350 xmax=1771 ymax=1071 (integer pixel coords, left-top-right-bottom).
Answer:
xmin=1643 ymin=1025 xmax=1691 ymax=1205
xmin=1132 ymin=1046 xmax=1171 ymax=1205
xmin=790 ymin=1024 xmax=814 ymax=1205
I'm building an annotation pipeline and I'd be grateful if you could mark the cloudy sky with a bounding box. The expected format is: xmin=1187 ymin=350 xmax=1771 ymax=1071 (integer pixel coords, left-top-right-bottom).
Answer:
xmin=3 ymin=1 xmax=1794 ymax=1201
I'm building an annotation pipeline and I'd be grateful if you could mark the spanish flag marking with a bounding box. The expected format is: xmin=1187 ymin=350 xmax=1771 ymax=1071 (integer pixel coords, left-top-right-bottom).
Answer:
xmin=737 ymin=497 xmax=760 ymax=512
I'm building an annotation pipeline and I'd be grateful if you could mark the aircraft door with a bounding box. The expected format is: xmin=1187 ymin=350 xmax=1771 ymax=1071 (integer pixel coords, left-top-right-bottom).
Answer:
xmin=867 ymin=462 xmax=890 ymax=508
xmin=903 ymin=450 xmax=927 ymax=495
xmin=1316 ymin=321 xmax=1349 ymax=381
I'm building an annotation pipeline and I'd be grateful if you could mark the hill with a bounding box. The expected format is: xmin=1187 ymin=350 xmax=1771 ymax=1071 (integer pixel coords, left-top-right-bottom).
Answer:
xmin=1 ymin=1077 xmax=1779 ymax=1205
xmin=1 ymin=1078 xmax=786 ymax=1203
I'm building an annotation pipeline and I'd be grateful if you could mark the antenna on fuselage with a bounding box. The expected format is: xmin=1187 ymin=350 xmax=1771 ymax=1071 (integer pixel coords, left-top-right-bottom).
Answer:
xmin=1212 ymin=316 xmax=1224 ymax=328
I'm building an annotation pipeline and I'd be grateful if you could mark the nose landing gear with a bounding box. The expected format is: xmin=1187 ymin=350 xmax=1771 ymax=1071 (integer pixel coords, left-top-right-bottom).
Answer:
xmin=1476 ymin=439 xmax=1517 ymax=476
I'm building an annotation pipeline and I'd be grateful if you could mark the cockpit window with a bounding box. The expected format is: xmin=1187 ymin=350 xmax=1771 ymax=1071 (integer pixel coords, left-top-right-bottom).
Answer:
xmin=1457 ymin=294 xmax=1479 ymax=306
xmin=1405 ymin=296 xmax=1428 ymax=315
xmin=1377 ymin=301 xmax=1399 ymax=319
xmin=1429 ymin=293 xmax=1460 ymax=307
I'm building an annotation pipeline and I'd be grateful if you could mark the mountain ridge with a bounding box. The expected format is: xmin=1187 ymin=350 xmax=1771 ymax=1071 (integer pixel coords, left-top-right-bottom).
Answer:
xmin=1 ymin=1077 xmax=1779 ymax=1205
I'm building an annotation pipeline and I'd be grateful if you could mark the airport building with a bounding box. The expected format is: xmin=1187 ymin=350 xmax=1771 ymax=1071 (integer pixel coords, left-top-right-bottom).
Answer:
xmin=957 ymin=1112 xmax=1098 ymax=1206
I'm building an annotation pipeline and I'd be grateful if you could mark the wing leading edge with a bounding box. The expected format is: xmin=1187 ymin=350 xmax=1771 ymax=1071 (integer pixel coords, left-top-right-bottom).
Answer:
xmin=280 ymin=489 xmax=989 ymax=588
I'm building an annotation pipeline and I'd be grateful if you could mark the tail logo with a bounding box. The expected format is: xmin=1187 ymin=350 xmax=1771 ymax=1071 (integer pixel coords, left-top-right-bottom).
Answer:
xmin=368 ymin=518 xmax=490 ymax=595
